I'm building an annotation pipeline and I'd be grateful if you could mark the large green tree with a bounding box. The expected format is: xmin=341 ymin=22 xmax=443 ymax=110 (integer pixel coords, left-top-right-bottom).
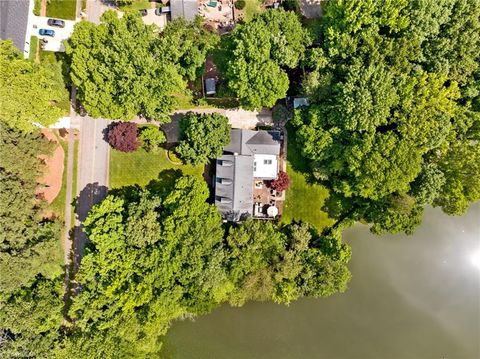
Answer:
xmin=0 ymin=276 xmax=63 ymax=358
xmin=67 ymin=176 xmax=230 ymax=356
xmin=157 ymin=17 xmax=219 ymax=81
xmin=0 ymin=124 xmax=63 ymax=357
xmin=294 ymin=0 xmax=480 ymax=233
xmin=223 ymin=9 xmax=311 ymax=109
xmin=0 ymin=123 xmax=63 ymax=293
xmin=0 ymin=40 xmax=68 ymax=132
xmin=176 ymin=112 xmax=231 ymax=165
xmin=66 ymin=11 xmax=185 ymax=121
xmin=63 ymin=175 xmax=351 ymax=356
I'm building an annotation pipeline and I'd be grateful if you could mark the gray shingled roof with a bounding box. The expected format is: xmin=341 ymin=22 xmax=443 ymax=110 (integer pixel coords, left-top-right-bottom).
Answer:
xmin=215 ymin=129 xmax=281 ymax=221
xmin=224 ymin=129 xmax=280 ymax=156
xmin=0 ymin=0 xmax=29 ymax=54
xmin=170 ymin=0 xmax=198 ymax=21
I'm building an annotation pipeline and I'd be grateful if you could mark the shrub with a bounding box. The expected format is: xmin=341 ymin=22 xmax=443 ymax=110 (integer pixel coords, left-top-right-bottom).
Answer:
xmin=139 ymin=126 xmax=166 ymax=152
xmin=235 ymin=0 xmax=246 ymax=10
xmin=270 ymin=171 xmax=290 ymax=192
xmin=107 ymin=122 xmax=139 ymax=152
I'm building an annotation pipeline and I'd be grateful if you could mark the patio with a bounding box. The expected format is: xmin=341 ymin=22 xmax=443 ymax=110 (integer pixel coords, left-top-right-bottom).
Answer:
xmin=252 ymin=180 xmax=284 ymax=219
xmin=199 ymin=0 xmax=235 ymax=33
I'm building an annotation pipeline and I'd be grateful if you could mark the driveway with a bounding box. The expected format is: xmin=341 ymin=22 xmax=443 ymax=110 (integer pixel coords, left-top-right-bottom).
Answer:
xmin=32 ymin=16 xmax=77 ymax=51
xmin=161 ymin=108 xmax=273 ymax=143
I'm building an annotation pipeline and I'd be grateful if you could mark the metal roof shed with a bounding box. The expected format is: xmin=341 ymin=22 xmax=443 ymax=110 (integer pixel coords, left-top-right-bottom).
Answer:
xmin=205 ymin=78 xmax=216 ymax=95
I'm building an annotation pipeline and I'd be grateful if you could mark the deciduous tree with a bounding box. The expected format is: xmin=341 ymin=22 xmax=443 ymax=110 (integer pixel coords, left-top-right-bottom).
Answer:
xmin=176 ymin=112 xmax=230 ymax=165
xmin=0 ymin=40 xmax=68 ymax=132
xmin=223 ymin=9 xmax=311 ymax=109
xmin=107 ymin=121 xmax=140 ymax=152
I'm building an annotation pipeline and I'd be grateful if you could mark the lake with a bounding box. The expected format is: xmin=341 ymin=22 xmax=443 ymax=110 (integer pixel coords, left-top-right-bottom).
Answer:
xmin=164 ymin=203 xmax=480 ymax=359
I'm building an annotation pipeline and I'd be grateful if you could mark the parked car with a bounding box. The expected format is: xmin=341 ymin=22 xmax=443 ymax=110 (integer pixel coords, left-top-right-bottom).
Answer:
xmin=139 ymin=9 xmax=148 ymax=16
xmin=39 ymin=29 xmax=55 ymax=37
xmin=155 ymin=6 xmax=170 ymax=15
xmin=47 ymin=18 xmax=65 ymax=28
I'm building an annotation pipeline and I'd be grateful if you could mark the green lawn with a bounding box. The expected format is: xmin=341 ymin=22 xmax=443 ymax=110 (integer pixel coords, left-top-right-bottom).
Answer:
xmin=119 ymin=0 xmax=152 ymax=12
xmin=281 ymin=127 xmax=334 ymax=232
xmin=109 ymin=145 xmax=204 ymax=189
xmin=46 ymin=0 xmax=77 ymax=20
xmin=243 ymin=0 xmax=263 ymax=21
xmin=49 ymin=133 xmax=78 ymax=223
xmin=29 ymin=36 xmax=38 ymax=61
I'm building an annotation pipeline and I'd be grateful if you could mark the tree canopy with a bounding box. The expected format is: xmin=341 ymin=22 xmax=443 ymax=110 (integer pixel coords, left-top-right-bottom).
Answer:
xmin=293 ymin=0 xmax=480 ymax=233
xmin=223 ymin=9 xmax=311 ymax=109
xmin=176 ymin=112 xmax=231 ymax=165
xmin=0 ymin=124 xmax=63 ymax=357
xmin=0 ymin=40 xmax=68 ymax=132
xmin=66 ymin=12 xmax=217 ymax=121
xmin=62 ymin=175 xmax=351 ymax=356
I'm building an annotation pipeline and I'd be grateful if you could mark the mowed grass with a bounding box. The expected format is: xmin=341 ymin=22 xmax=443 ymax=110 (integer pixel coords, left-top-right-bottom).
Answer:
xmin=118 ymin=0 xmax=151 ymax=11
xmin=46 ymin=0 xmax=77 ymax=20
xmin=49 ymin=132 xmax=78 ymax=224
xmin=109 ymin=147 xmax=204 ymax=189
xmin=243 ymin=0 xmax=263 ymax=21
xmin=281 ymin=127 xmax=334 ymax=232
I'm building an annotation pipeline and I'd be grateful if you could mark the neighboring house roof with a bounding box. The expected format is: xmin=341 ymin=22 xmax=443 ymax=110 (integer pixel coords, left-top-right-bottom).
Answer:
xmin=0 ymin=0 xmax=30 ymax=54
xmin=215 ymin=129 xmax=281 ymax=221
xmin=205 ymin=77 xmax=216 ymax=95
xmin=293 ymin=97 xmax=309 ymax=109
xmin=170 ymin=0 xmax=198 ymax=21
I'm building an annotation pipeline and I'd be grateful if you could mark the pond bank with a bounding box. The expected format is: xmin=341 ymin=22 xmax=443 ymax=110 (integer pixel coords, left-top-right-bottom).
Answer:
xmin=163 ymin=203 xmax=480 ymax=358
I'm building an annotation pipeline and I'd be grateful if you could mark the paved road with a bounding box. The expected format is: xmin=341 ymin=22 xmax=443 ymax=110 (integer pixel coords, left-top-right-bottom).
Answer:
xmin=73 ymin=117 xmax=110 ymax=274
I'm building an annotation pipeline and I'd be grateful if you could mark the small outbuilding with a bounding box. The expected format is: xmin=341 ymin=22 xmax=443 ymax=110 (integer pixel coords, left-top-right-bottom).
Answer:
xmin=293 ymin=97 xmax=309 ymax=109
xmin=205 ymin=77 xmax=216 ymax=96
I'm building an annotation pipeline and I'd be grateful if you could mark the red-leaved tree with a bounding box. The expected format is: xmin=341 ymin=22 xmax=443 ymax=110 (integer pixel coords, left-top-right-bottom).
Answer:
xmin=107 ymin=122 xmax=139 ymax=152
xmin=270 ymin=171 xmax=290 ymax=192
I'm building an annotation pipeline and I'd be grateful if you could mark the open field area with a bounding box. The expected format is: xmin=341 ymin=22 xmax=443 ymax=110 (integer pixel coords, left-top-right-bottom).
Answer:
xmin=46 ymin=0 xmax=76 ymax=20
xmin=109 ymin=146 xmax=204 ymax=189
xmin=281 ymin=127 xmax=334 ymax=232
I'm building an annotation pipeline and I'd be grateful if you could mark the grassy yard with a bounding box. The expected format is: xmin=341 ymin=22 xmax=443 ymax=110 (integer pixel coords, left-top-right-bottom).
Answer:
xmin=29 ymin=36 xmax=38 ymax=61
xmin=280 ymin=127 xmax=334 ymax=232
xmin=46 ymin=0 xmax=77 ymax=20
xmin=242 ymin=0 xmax=263 ymax=21
xmin=118 ymin=0 xmax=153 ymax=12
xmin=109 ymin=146 xmax=204 ymax=189
xmin=49 ymin=133 xmax=78 ymax=224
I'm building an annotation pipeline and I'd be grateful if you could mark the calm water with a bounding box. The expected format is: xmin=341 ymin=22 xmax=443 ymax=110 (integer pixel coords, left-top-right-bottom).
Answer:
xmin=164 ymin=203 xmax=480 ymax=359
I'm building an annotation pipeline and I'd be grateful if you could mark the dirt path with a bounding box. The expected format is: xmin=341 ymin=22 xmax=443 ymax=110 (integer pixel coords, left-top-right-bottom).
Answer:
xmin=40 ymin=0 xmax=46 ymax=16
xmin=36 ymin=129 xmax=64 ymax=204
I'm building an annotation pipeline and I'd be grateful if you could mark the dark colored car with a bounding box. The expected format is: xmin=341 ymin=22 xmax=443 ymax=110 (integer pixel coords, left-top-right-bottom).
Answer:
xmin=139 ymin=9 xmax=148 ymax=16
xmin=155 ymin=6 xmax=170 ymax=15
xmin=39 ymin=28 xmax=55 ymax=37
xmin=47 ymin=18 xmax=65 ymax=28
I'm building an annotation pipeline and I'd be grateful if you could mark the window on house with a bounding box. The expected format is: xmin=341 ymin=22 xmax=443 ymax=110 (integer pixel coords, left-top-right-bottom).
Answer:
xmin=264 ymin=159 xmax=272 ymax=165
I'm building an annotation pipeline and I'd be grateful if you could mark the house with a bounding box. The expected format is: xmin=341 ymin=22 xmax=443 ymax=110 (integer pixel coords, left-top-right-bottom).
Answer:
xmin=215 ymin=129 xmax=282 ymax=222
xmin=170 ymin=0 xmax=198 ymax=21
xmin=0 ymin=0 xmax=31 ymax=58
